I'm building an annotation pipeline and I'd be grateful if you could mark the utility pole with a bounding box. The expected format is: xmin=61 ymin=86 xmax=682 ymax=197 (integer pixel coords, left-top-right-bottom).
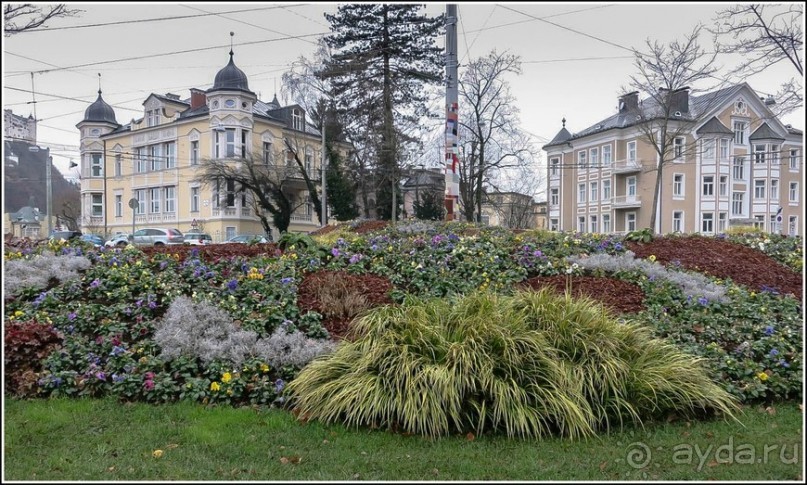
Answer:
xmin=391 ymin=165 xmax=397 ymax=224
xmin=321 ymin=111 xmax=328 ymax=227
xmin=444 ymin=4 xmax=459 ymax=221
xmin=46 ymin=151 xmax=53 ymax=235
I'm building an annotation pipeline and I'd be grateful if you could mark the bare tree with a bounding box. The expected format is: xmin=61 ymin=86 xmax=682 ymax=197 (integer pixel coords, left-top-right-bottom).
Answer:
xmin=4 ymin=3 xmax=81 ymax=35
xmin=458 ymin=50 xmax=537 ymax=223
xmin=709 ymin=3 xmax=803 ymax=116
xmin=484 ymin=160 xmax=544 ymax=230
xmin=628 ymin=26 xmax=720 ymax=233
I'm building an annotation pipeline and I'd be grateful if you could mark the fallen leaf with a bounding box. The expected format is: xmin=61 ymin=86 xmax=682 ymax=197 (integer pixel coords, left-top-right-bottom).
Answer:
xmin=280 ymin=457 xmax=289 ymax=465
xmin=766 ymin=406 xmax=777 ymax=415
xmin=432 ymin=468 xmax=439 ymax=475
xmin=166 ymin=443 xmax=179 ymax=449
xmin=152 ymin=449 xmax=164 ymax=458
xmin=289 ymin=456 xmax=302 ymax=465
xmin=107 ymin=466 xmax=115 ymax=472
xmin=707 ymin=460 xmax=719 ymax=468
xmin=599 ymin=461 xmax=608 ymax=472
xmin=705 ymin=432 xmax=714 ymax=438
xmin=361 ymin=451 xmax=367 ymax=456
xmin=322 ymin=439 xmax=329 ymax=444
xmin=466 ymin=432 xmax=475 ymax=441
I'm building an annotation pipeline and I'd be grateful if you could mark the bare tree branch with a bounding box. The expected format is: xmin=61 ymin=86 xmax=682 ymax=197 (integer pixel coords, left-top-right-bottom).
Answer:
xmin=4 ymin=3 xmax=82 ymax=36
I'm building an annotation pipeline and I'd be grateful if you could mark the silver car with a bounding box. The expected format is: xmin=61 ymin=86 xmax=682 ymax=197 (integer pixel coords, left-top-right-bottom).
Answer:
xmin=129 ymin=228 xmax=184 ymax=246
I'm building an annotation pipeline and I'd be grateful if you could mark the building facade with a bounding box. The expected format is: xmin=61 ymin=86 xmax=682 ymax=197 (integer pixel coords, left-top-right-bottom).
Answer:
xmin=77 ymin=49 xmax=340 ymax=241
xmin=543 ymin=83 xmax=803 ymax=236
xmin=4 ymin=109 xmax=37 ymax=144
xmin=480 ymin=192 xmax=546 ymax=230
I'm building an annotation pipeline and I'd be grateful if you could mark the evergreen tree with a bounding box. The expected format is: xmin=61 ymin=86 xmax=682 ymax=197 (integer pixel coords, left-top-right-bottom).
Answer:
xmin=326 ymin=148 xmax=358 ymax=221
xmin=322 ymin=4 xmax=444 ymax=220
xmin=413 ymin=189 xmax=444 ymax=221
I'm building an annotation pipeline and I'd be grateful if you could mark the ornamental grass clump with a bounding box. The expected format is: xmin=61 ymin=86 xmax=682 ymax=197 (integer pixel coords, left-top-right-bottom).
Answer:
xmin=288 ymin=289 xmax=739 ymax=439
xmin=4 ymin=251 xmax=91 ymax=296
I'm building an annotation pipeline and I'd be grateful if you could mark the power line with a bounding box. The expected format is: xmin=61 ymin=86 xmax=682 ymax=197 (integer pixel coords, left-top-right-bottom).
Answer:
xmin=177 ymin=4 xmax=318 ymax=46
xmin=4 ymin=86 xmax=142 ymax=113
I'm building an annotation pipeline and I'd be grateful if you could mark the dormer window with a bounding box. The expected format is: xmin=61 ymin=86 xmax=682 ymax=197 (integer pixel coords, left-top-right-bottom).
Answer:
xmin=146 ymin=109 xmax=160 ymax=127
xmin=225 ymin=99 xmax=236 ymax=108
xmin=292 ymin=108 xmax=303 ymax=131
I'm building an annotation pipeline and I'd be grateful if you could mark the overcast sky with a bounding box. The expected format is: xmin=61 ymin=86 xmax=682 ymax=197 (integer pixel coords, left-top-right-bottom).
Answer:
xmin=3 ymin=2 xmax=804 ymax=180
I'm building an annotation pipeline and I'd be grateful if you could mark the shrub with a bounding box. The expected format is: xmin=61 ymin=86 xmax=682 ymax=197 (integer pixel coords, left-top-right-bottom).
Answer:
xmin=288 ymin=289 xmax=738 ymax=439
xmin=5 ymin=320 xmax=63 ymax=396
xmin=4 ymin=251 xmax=91 ymax=296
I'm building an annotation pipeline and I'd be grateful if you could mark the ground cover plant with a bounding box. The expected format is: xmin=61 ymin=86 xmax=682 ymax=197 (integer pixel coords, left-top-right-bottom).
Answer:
xmin=3 ymin=225 xmax=802 ymax=437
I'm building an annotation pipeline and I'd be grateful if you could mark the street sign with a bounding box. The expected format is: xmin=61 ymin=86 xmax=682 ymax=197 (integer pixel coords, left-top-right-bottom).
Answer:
xmin=191 ymin=218 xmax=198 ymax=228
xmin=128 ymin=198 xmax=138 ymax=209
xmin=777 ymin=214 xmax=783 ymax=223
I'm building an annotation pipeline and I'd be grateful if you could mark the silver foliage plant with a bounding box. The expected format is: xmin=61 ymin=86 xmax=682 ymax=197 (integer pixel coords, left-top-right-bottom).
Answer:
xmin=3 ymin=251 xmax=91 ymax=296
xmin=567 ymin=251 xmax=729 ymax=303
xmin=155 ymin=296 xmax=337 ymax=368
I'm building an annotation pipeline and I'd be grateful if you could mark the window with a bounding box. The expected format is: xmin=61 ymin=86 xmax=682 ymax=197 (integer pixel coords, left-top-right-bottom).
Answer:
xmin=136 ymin=147 xmax=146 ymax=173
xmin=701 ymin=212 xmax=714 ymax=233
xmin=578 ymin=183 xmax=586 ymax=204
xmin=149 ymin=188 xmax=161 ymax=213
xmin=135 ymin=189 xmax=146 ymax=215
xmin=602 ymin=214 xmax=611 ymax=233
xmin=602 ymin=145 xmax=612 ymax=166
xmin=719 ymin=175 xmax=728 ymax=197
xmin=770 ymin=145 xmax=779 ymax=164
xmin=91 ymin=153 xmax=102 ymax=177
xmin=191 ymin=141 xmax=199 ymax=166
xmin=263 ymin=141 xmax=273 ymax=165
xmin=164 ymin=186 xmax=176 ymax=213
xmin=789 ymin=216 xmax=798 ymax=236
xmin=150 ymin=145 xmax=162 ymax=171
xmin=146 ymin=109 xmax=160 ymax=127
xmin=753 ymin=215 xmax=764 ymax=230
xmin=191 ymin=187 xmax=199 ymax=213
xmin=673 ymin=173 xmax=684 ymax=197
xmin=225 ymin=99 xmax=236 ymax=109
xmin=627 ymin=141 xmax=636 ymax=163
xmin=732 ymin=192 xmax=744 ymax=215
xmin=590 ymin=181 xmax=598 ymax=202
xmin=718 ymin=212 xmax=727 ymax=233
xmin=769 ymin=214 xmax=777 ymax=233
xmin=292 ymin=109 xmax=303 ymax=131
xmin=602 ymin=180 xmax=611 ymax=201
xmin=770 ymin=179 xmax=779 ymax=200
xmin=550 ymin=157 xmax=559 ymax=176
xmin=577 ymin=150 xmax=587 ymax=169
xmin=672 ymin=211 xmax=683 ymax=233
xmin=304 ymin=195 xmax=312 ymax=216
xmin=115 ymin=195 xmax=122 ymax=217
xmin=673 ymin=137 xmax=685 ymax=159
xmin=114 ymin=154 xmax=122 ymax=176
xmin=226 ymin=179 xmax=236 ymax=207
xmin=215 ymin=129 xmax=236 ymax=158
xmin=627 ymin=176 xmax=637 ymax=197
xmin=754 ymin=179 xmax=766 ymax=199
xmin=734 ymin=121 xmax=746 ymax=144
xmin=241 ymin=130 xmax=249 ymax=158
xmin=226 ymin=129 xmax=236 ymax=157
xmin=578 ymin=216 xmax=586 ymax=233
xmin=550 ymin=188 xmax=559 ymax=206
xmin=720 ymin=139 xmax=729 ymax=161
xmin=589 ymin=215 xmax=598 ymax=233
xmin=590 ymin=147 xmax=599 ymax=167
xmin=164 ymin=142 xmax=175 ymax=169
xmin=226 ymin=226 xmax=237 ymax=241
xmin=790 ymin=149 xmax=799 ymax=170
xmin=790 ymin=182 xmax=799 ymax=202
xmin=703 ymin=139 xmax=715 ymax=159
xmin=754 ymin=144 xmax=766 ymax=164
xmin=702 ymin=175 xmax=714 ymax=196
xmin=91 ymin=194 xmax=103 ymax=216
xmin=213 ymin=180 xmax=220 ymax=208
xmin=305 ymin=147 xmax=313 ymax=173
xmin=733 ymin=156 xmax=745 ymax=180
xmin=550 ymin=218 xmax=559 ymax=231
xmin=626 ymin=212 xmax=636 ymax=232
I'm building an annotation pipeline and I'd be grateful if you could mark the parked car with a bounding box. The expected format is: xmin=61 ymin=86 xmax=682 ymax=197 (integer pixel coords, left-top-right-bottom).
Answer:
xmin=49 ymin=230 xmax=82 ymax=241
xmin=129 ymin=228 xmax=184 ymax=246
xmin=183 ymin=233 xmax=213 ymax=245
xmin=80 ymin=234 xmax=105 ymax=247
xmin=105 ymin=233 xmax=131 ymax=248
xmin=227 ymin=234 xmax=272 ymax=244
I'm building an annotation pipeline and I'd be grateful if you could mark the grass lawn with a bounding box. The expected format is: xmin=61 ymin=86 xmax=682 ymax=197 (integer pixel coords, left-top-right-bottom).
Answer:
xmin=3 ymin=398 xmax=802 ymax=481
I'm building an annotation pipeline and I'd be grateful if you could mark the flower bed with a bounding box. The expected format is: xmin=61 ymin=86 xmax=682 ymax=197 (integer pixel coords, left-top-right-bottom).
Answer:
xmin=519 ymin=275 xmax=646 ymax=314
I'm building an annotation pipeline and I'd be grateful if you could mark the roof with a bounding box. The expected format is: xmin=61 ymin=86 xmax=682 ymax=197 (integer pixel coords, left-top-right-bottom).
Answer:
xmin=696 ymin=116 xmax=733 ymax=135
xmin=209 ymin=50 xmax=252 ymax=93
xmin=10 ymin=206 xmax=45 ymax=223
xmin=542 ymin=126 xmax=572 ymax=149
xmin=83 ymin=89 xmax=118 ymax=124
xmin=749 ymin=122 xmax=785 ymax=141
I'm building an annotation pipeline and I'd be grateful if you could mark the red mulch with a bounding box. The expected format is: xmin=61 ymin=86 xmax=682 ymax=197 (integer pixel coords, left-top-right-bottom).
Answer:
xmin=309 ymin=224 xmax=339 ymax=236
xmin=140 ymin=243 xmax=281 ymax=263
xmin=519 ymin=276 xmax=646 ymax=314
xmin=353 ymin=220 xmax=390 ymax=234
xmin=626 ymin=236 xmax=802 ymax=298
xmin=297 ymin=270 xmax=394 ymax=340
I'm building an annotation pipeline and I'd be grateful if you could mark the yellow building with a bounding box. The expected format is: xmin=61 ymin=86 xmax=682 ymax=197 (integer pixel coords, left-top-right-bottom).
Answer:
xmin=543 ymin=83 xmax=803 ymax=236
xmin=77 ymin=48 xmax=339 ymax=242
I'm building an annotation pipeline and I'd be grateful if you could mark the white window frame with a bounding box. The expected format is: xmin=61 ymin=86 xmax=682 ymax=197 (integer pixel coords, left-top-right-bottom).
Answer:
xmin=191 ymin=140 xmax=199 ymax=166
xmin=626 ymin=212 xmax=637 ymax=232
xmin=136 ymin=147 xmax=146 ymax=173
xmin=190 ymin=187 xmax=200 ymax=213
xmin=601 ymin=213 xmax=611 ymax=233
xmin=550 ymin=157 xmax=559 ymax=176
xmin=733 ymin=156 xmax=745 ymax=180
xmin=602 ymin=179 xmax=611 ymax=201
xmin=589 ymin=181 xmax=598 ymax=203
xmin=701 ymin=212 xmax=714 ymax=233
xmin=673 ymin=173 xmax=684 ymax=198
xmin=731 ymin=191 xmax=744 ymax=216
xmin=292 ymin=109 xmax=304 ymax=131
xmin=150 ymin=145 xmax=162 ymax=171
xmin=719 ymin=175 xmax=728 ymax=197
xmin=627 ymin=176 xmax=637 ymax=197
xmin=578 ymin=183 xmax=586 ymax=204
xmin=789 ymin=149 xmax=799 ymax=171
xmin=590 ymin=147 xmax=599 ymax=168
xmin=149 ymin=188 xmax=161 ymax=213
xmin=702 ymin=175 xmax=714 ymax=197
xmin=577 ymin=150 xmax=587 ymax=169
xmin=115 ymin=195 xmax=122 ymax=217
xmin=263 ymin=141 xmax=273 ymax=165
xmin=703 ymin=139 xmax=715 ymax=160
xmin=770 ymin=144 xmax=779 ymax=164
xmin=672 ymin=211 xmax=683 ymax=233
xmin=91 ymin=153 xmax=103 ymax=177
xmin=754 ymin=144 xmax=766 ymax=164
xmin=164 ymin=186 xmax=176 ymax=213
xmin=770 ymin=179 xmax=779 ymax=200
xmin=91 ymin=193 xmax=103 ymax=217
xmin=550 ymin=218 xmax=559 ymax=231
xmin=754 ymin=179 xmax=766 ymax=199
xmin=733 ymin=121 xmax=746 ymax=145
xmin=135 ymin=189 xmax=146 ymax=215
xmin=788 ymin=216 xmax=798 ymax=236
xmin=589 ymin=214 xmax=598 ymax=233
xmin=602 ymin=145 xmax=612 ymax=166
xmin=673 ymin=137 xmax=685 ymax=160
xmin=114 ymin=154 xmax=122 ymax=177
xmin=753 ymin=214 xmax=765 ymax=230
xmin=578 ymin=216 xmax=586 ymax=233
xmin=550 ymin=188 xmax=559 ymax=206
xmin=718 ymin=212 xmax=727 ymax=233
xmin=719 ymin=138 xmax=730 ymax=161
xmin=627 ymin=141 xmax=637 ymax=163
xmin=789 ymin=182 xmax=799 ymax=203
xmin=164 ymin=142 xmax=175 ymax=169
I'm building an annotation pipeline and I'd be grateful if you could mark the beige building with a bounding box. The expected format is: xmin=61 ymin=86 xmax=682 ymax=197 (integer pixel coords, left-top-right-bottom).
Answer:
xmin=77 ymin=49 xmax=341 ymax=241
xmin=480 ymin=192 xmax=546 ymax=230
xmin=543 ymin=83 xmax=803 ymax=236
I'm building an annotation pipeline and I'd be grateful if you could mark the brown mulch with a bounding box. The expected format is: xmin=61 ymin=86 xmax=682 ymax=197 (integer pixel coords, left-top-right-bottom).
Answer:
xmin=140 ymin=243 xmax=281 ymax=263
xmin=626 ymin=236 xmax=802 ymax=298
xmin=308 ymin=224 xmax=339 ymax=236
xmin=519 ymin=275 xmax=646 ymax=314
xmin=297 ymin=270 xmax=394 ymax=340
xmin=353 ymin=220 xmax=390 ymax=234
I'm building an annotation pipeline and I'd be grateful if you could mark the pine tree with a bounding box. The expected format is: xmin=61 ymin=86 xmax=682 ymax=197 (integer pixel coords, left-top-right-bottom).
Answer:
xmin=413 ymin=189 xmax=444 ymax=221
xmin=326 ymin=148 xmax=359 ymax=221
xmin=322 ymin=4 xmax=444 ymax=220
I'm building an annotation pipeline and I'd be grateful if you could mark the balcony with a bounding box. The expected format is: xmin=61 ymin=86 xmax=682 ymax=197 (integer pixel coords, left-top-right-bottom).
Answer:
xmin=135 ymin=212 xmax=177 ymax=224
xmin=611 ymin=195 xmax=642 ymax=209
xmin=612 ymin=159 xmax=642 ymax=174
xmin=290 ymin=213 xmax=314 ymax=223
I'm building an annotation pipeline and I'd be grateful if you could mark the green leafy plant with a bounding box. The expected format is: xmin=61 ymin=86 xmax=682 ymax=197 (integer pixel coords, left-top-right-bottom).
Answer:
xmin=288 ymin=289 xmax=739 ymax=439
xmin=625 ymin=227 xmax=654 ymax=243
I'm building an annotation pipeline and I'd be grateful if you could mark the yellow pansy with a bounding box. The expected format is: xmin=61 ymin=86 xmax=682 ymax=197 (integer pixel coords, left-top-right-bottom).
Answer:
xmin=756 ymin=372 xmax=769 ymax=382
xmin=210 ymin=381 xmax=221 ymax=391
xmin=222 ymin=372 xmax=232 ymax=383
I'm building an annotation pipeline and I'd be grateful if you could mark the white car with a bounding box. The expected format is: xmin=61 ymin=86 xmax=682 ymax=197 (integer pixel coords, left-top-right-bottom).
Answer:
xmin=183 ymin=233 xmax=213 ymax=245
xmin=105 ymin=233 xmax=131 ymax=247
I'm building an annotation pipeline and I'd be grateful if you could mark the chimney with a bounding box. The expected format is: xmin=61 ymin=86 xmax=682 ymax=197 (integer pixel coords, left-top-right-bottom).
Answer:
xmin=190 ymin=88 xmax=206 ymax=109
xmin=618 ymin=91 xmax=639 ymax=112
xmin=672 ymin=86 xmax=690 ymax=113
xmin=765 ymin=95 xmax=776 ymax=107
xmin=164 ymin=93 xmax=180 ymax=101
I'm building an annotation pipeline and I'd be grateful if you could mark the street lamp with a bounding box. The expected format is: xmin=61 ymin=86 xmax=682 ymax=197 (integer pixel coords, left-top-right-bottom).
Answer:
xmin=475 ymin=120 xmax=487 ymax=223
xmin=29 ymin=145 xmax=53 ymax=235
